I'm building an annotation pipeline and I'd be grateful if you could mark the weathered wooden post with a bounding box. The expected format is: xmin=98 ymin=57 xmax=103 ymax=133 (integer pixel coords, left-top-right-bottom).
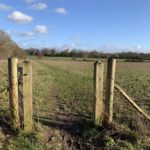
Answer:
xmin=23 ymin=60 xmax=33 ymax=133
xmin=105 ymin=58 xmax=116 ymax=123
xmin=93 ymin=61 xmax=104 ymax=125
xmin=8 ymin=58 xmax=20 ymax=130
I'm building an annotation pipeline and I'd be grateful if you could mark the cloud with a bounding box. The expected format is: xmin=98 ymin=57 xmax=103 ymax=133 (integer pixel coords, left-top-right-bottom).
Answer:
xmin=18 ymin=31 xmax=35 ymax=37
xmin=134 ymin=45 xmax=142 ymax=50
xmin=54 ymin=7 xmax=68 ymax=15
xmin=98 ymin=44 xmax=143 ymax=52
xmin=58 ymin=43 xmax=91 ymax=50
xmin=60 ymin=43 xmax=76 ymax=50
xmin=99 ymin=44 xmax=121 ymax=52
xmin=0 ymin=3 xmax=13 ymax=10
xmin=30 ymin=2 xmax=47 ymax=10
xmin=17 ymin=25 xmax=48 ymax=38
xmin=8 ymin=11 xmax=33 ymax=23
xmin=34 ymin=25 xmax=48 ymax=33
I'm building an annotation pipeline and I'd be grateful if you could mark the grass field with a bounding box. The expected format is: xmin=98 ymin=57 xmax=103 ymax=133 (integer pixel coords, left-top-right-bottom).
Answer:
xmin=0 ymin=58 xmax=149 ymax=149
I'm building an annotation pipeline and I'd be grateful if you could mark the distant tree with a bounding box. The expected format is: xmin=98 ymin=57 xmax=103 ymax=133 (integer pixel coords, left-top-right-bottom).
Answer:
xmin=37 ymin=50 xmax=43 ymax=59
xmin=70 ymin=49 xmax=78 ymax=57
xmin=24 ymin=46 xmax=150 ymax=61
xmin=89 ymin=50 xmax=99 ymax=58
xmin=41 ymin=48 xmax=50 ymax=56
xmin=78 ymin=50 xmax=89 ymax=58
xmin=60 ymin=49 xmax=70 ymax=57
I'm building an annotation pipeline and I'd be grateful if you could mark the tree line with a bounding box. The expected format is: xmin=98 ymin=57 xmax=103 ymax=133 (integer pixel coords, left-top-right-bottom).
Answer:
xmin=24 ymin=48 xmax=150 ymax=61
xmin=1 ymin=29 xmax=149 ymax=61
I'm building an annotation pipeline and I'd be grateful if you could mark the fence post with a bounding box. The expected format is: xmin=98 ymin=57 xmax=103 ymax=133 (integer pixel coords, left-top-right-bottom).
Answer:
xmin=105 ymin=58 xmax=116 ymax=123
xmin=93 ymin=61 xmax=104 ymax=125
xmin=8 ymin=58 xmax=20 ymax=130
xmin=23 ymin=60 xmax=33 ymax=133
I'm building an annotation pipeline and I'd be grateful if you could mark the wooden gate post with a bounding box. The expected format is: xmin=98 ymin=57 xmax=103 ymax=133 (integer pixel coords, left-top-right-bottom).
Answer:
xmin=23 ymin=60 xmax=33 ymax=133
xmin=8 ymin=58 xmax=20 ymax=130
xmin=105 ymin=58 xmax=116 ymax=123
xmin=93 ymin=61 xmax=104 ymax=125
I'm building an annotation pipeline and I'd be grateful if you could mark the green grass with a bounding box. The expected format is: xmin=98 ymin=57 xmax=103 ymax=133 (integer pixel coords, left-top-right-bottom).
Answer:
xmin=32 ymin=60 xmax=94 ymax=119
xmin=114 ymin=62 xmax=150 ymax=134
xmin=0 ymin=59 xmax=150 ymax=149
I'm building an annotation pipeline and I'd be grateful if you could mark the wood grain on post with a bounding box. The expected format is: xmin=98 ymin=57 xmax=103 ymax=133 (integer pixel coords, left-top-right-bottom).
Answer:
xmin=93 ymin=61 xmax=104 ymax=125
xmin=105 ymin=58 xmax=116 ymax=123
xmin=23 ymin=60 xmax=33 ymax=133
xmin=8 ymin=58 xmax=20 ymax=130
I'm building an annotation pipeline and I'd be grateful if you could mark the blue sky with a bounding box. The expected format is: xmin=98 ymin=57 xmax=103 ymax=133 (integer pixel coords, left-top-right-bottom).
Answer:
xmin=0 ymin=0 xmax=150 ymax=52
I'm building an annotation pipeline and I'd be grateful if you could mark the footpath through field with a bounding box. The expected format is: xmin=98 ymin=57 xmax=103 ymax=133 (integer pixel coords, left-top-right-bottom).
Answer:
xmin=32 ymin=60 xmax=94 ymax=149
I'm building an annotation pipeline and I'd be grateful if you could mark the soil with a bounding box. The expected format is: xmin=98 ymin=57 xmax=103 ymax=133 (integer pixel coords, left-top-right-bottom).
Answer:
xmin=0 ymin=117 xmax=12 ymax=150
xmin=36 ymin=96 xmax=95 ymax=150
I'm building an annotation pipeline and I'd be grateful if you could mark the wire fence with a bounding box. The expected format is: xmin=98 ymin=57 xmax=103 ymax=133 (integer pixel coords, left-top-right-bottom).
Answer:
xmin=0 ymin=58 xmax=149 ymax=136
xmin=113 ymin=63 xmax=150 ymax=137
xmin=0 ymin=60 xmax=25 ymax=129
xmin=0 ymin=60 xmax=10 ymax=126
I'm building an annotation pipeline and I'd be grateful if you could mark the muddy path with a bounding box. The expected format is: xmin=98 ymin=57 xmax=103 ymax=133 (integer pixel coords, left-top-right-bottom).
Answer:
xmin=37 ymin=107 xmax=91 ymax=149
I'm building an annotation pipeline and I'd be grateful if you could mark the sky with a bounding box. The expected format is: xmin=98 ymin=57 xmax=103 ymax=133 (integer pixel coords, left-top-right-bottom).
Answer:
xmin=0 ymin=0 xmax=150 ymax=52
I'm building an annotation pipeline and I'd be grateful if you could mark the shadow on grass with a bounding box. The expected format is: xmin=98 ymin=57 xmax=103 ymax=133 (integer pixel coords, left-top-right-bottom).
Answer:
xmin=0 ymin=109 xmax=13 ymax=135
xmin=34 ymin=112 xmax=93 ymax=137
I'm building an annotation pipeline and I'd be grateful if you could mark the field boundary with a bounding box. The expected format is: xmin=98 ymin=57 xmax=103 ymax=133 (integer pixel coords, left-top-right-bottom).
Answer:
xmin=7 ymin=58 xmax=32 ymax=132
xmin=93 ymin=58 xmax=150 ymax=125
xmin=1 ymin=57 xmax=150 ymax=133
